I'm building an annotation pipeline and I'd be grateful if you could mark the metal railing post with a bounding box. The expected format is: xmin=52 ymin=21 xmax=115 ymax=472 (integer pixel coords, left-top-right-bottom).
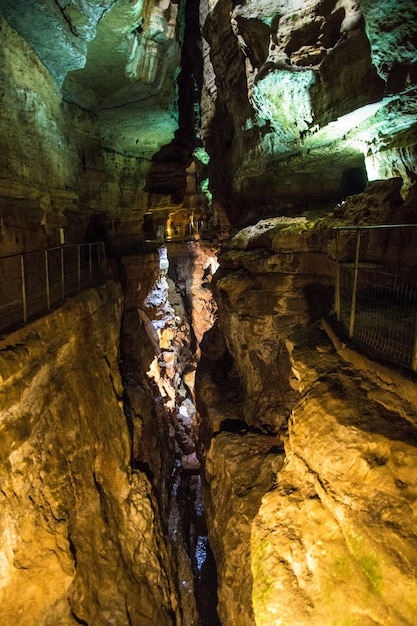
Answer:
xmin=97 ymin=243 xmax=101 ymax=280
xmin=412 ymin=311 xmax=417 ymax=372
xmin=61 ymin=246 xmax=65 ymax=300
xmin=20 ymin=254 xmax=27 ymax=323
xmin=45 ymin=249 xmax=50 ymax=310
xmin=77 ymin=244 xmax=81 ymax=292
xmin=349 ymin=228 xmax=361 ymax=338
xmin=100 ymin=241 xmax=106 ymax=277
xmin=335 ymin=227 xmax=341 ymax=322
xmin=89 ymin=244 xmax=92 ymax=286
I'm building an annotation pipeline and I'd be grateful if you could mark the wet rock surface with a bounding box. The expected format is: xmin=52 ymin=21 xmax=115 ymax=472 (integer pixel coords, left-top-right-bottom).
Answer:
xmin=119 ymin=242 xmax=220 ymax=625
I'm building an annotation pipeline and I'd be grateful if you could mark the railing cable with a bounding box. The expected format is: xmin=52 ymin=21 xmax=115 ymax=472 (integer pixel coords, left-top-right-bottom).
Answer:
xmin=333 ymin=224 xmax=417 ymax=372
xmin=0 ymin=242 xmax=107 ymax=334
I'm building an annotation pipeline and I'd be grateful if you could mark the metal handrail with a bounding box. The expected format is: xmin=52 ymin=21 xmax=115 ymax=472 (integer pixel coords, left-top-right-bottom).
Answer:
xmin=333 ymin=224 xmax=417 ymax=371
xmin=333 ymin=224 xmax=417 ymax=231
xmin=0 ymin=242 xmax=107 ymax=334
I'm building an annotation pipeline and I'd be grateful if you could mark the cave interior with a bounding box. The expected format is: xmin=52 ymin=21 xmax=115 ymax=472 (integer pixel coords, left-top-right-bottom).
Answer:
xmin=1 ymin=0 xmax=417 ymax=625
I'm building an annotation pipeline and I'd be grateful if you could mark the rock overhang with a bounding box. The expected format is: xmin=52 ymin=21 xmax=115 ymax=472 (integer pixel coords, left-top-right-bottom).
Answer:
xmin=0 ymin=0 xmax=183 ymax=161
xmin=1 ymin=0 xmax=417 ymax=227
xmin=201 ymin=0 xmax=417 ymax=222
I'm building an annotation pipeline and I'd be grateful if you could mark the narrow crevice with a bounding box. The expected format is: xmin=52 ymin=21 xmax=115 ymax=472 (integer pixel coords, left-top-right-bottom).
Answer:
xmin=182 ymin=472 xmax=221 ymax=626
xmin=120 ymin=242 xmax=222 ymax=624
xmin=68 ymin=537 xmax=77 ymax=567
xmin=71 ymin=613 xmax=88 ymax=626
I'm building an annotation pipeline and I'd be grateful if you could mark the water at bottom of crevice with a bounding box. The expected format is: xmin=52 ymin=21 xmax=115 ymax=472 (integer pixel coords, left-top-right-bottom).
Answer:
xmin=185 ymin=473 xmax=221 ymax=626
xmin=195 ymin=539 xmax=221 ymax=626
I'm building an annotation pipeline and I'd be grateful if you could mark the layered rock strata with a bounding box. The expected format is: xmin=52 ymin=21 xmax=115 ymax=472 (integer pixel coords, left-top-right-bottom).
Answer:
xmin=199 ymin=216 xmax=335 ymax=434
xmin=0 ymin=0 xmax=205 ymax=256
xmin=0 ymin=280 xmax=181 ymax=625
xmin=200 ymin=0 xmax=417 ymax=222
xmin=0 ymin=17 xmax=150 ymax=256
xmin=196 ymin=196 xmax=417 ymax=624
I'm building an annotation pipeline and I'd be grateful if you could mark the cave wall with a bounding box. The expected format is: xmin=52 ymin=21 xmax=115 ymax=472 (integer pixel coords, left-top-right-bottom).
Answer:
xmin=1 ymin=1 xmax=417 ymax=625
xmin=0 ymin=0 xmax=192 ymax=256
xmin=0 ymin=238 xmax=218 ymax=626
xmin=0 ymin=18 xmax=151 ymax=255
xmin=199 ymin=0 xmax=417 ymax=223
xmin=196 ymin=202 xmax=417 ymax=625
xmin=0 ymin=18 xmax=79 ymax=253
xmin=251 ymin=321 xmax=417 ymax=625
xmin=117 ymin=241 xmax=220 ymax=625
xmin=0 ymin=281 xmax=182 ymax=625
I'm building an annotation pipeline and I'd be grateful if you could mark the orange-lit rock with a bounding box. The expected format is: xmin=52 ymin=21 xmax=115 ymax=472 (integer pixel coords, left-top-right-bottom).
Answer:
xmin=1 ymin=0 xmax=417 ymax=623
xmin=197 ymin=204 xmax=417 ymax=625
xmin=252 ymin=322 xmax=417 ymax=625
xmin=209 ymin=217 xmax=334 ymax=432
xmin=0 ymin=281 xmax=181 ymax=625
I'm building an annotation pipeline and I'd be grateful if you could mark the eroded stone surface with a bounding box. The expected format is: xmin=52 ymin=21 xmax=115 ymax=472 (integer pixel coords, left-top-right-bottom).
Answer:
xmin=204 ymin=432 xmax=284 ymax=626
xmin=196 ymin=195 xmax=417 ymax=624
xmin=1 ymin=2 xmax=417 ymax=624
xmin=252 ymin=322 xmax=417 ymax=625
xmin=0 ymin=18 xmax=158 ymax=254
xmin=0 ymin=0 xmax=200 ymax=252
xmin=208 ymin=216 xmax=335 ymax=432
xmin=198 ymin=317 xmax=417 ymax=625
xmin=200 ymin=0 xmax=417 ymax=220
xmin=0 ymin=281 xmax=181 ymax=625
xmin=119 ymin=243 xmax=219 ymax=625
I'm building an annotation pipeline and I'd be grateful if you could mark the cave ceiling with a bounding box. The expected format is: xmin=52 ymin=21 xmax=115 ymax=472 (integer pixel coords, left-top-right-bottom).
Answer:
xmin=200 ymin=0 xmax=417 ymax=220
xmin=0 ymin=0 xmax=184 ymax=160
xmin=1 ymin=0 xmax=417 ymax=223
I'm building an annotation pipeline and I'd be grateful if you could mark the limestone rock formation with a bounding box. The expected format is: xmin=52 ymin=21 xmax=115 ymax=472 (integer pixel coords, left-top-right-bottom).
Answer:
xmin=200 ymin=0 xmax=417 ymax=221
xmin=196 ymin=203 xmax=417 ymax=625
xmin=252 ymin=322 xmax=417 ymax=625
xmin=0 ymin=17 xmax=151 ymax=255
xmin=203 ymin=431 xmax=284 ymax=625
xmin=1 ymin=0 xmax=417 ymax=624
xmin=0 ymin=281 xmax=181 ymax=625
xmin=199 ymin=216 xmax=335 ymax=433
xmin=0 ymin=0 xmax=202 ymax=254
xmin=119 ymin=241 xmax=220 ymax=625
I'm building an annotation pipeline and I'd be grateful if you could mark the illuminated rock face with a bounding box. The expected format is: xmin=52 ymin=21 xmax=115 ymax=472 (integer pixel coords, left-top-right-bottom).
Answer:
xmin=252 ymin=326 xmax=417 ymax=625
xmin=0 ymin=0 xmax=182 ymax=157
xmin=200 ymin=0 xmax=417 ymax=222
xmin=119 ymin=242 xmax=219 ymax=624
xmin=1 ymin=1 xmax=417 ymax=624
xmin=0 ymin=0 xmax=193 ymax=250
xmin=200 ymin=217 xmax=335 ymax=433
xmin=1 ymin=0 xmax=416 ymax=236
xmin=202 ymin=431 xmax=284 ymax=625
xmin=0 ymin=282 xmax=181 ymax=625
xmin=0 ymin=18 xmax=154 ymax=254
xmin=196 ymin=210 xmax=417 ymax=625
